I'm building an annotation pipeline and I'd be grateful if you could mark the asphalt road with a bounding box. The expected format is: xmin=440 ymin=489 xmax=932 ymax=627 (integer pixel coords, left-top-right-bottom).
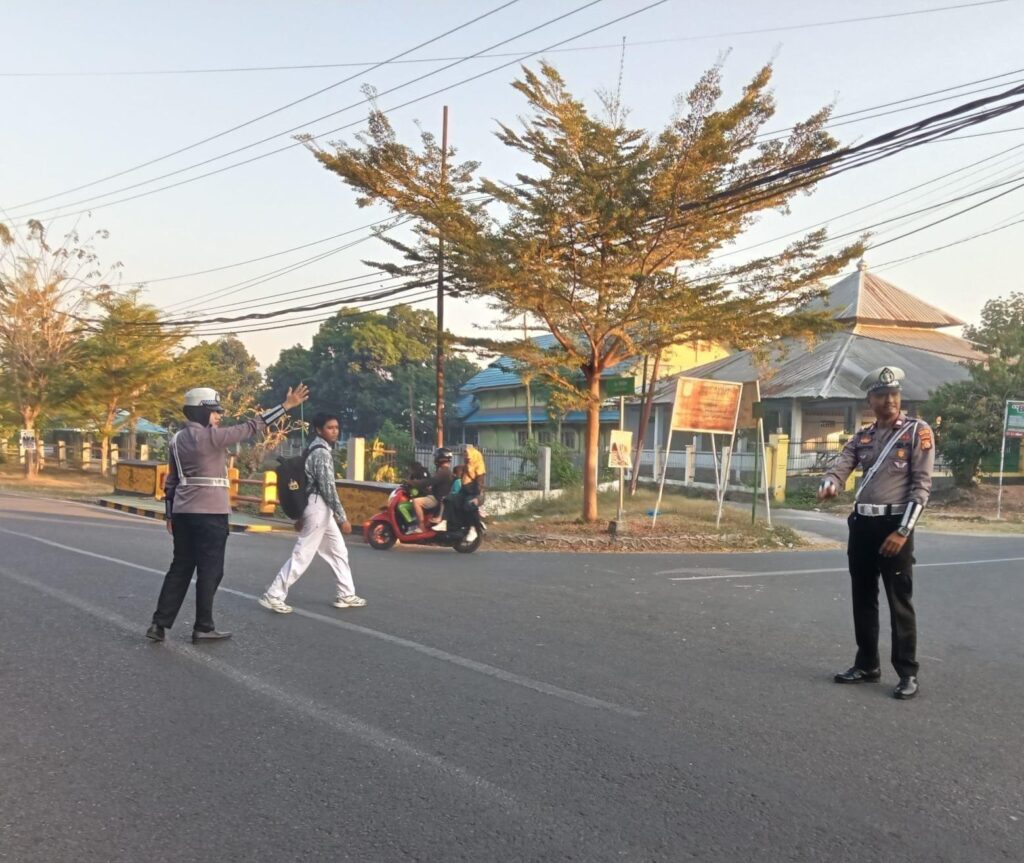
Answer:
xmin=1 ymin=492 xmax=1022 ymax=863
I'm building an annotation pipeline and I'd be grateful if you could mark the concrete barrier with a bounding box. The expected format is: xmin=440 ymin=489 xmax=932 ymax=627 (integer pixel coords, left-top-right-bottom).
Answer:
xmin=114 ymin=459 xmax=169 ymax=500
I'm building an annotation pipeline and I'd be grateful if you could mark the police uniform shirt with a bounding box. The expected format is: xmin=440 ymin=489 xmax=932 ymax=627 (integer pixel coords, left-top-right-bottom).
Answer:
xmin=824 ymin=413 xmax=935 ymax=506
xmin=166 ymin=405 xmax=285 ymax=515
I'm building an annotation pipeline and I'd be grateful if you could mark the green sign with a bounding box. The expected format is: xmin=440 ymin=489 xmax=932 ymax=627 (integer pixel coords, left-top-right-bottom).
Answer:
xmin=605 ymin=376 xmax=635 ymax=397
xmin=1007 ymin=400 xmax=1024 ymax=439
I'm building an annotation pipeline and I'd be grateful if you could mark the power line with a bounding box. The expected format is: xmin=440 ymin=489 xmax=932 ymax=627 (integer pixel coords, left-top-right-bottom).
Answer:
xmin=712 ymin=140 xmax=1024 ymax=261
xmin=933 ymin=124 xmax=1024 ymax=141
xmin=1 ymin=1 xmax=1005 ymax=77
xmin=8 ymin=1 xmax=521 ymax=212
xmin=758 ymin=74 xmax=1024 ymax=142
xmin=126 ymin=215 xmax=399 ymax=285
xmin=10 ymin=0 xmax=607 ymax=218
xmin=868 ymin=175 xmax=1024 ymax=250
xmin=88 ymin=280 xmax=434 ymax=329
xmin=873 ymin=211 xmax=1024 ymax=270
xmin=188 ymin=288 xmax=441 ymax=338
xmin=159 ymin=226 xmax=400 ymax=313
xmin=175 ymin=272 xmax=406 ymax=318
xmin=673 ymin=81 xmax=1024 ymax=226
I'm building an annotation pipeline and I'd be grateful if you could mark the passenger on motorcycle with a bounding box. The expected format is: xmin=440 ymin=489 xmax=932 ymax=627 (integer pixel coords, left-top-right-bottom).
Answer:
xmin=434 ymin=445 xmax=486 ymax=540
xmin=410 ymin=447 xmax=454 ymax=531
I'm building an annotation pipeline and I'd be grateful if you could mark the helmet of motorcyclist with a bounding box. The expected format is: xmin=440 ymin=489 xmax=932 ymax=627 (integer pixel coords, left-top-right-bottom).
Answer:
xmin=433 ymin=446 xmax=453 ymax=466
xmin=182 ymin=387 xmax=225 ymax=426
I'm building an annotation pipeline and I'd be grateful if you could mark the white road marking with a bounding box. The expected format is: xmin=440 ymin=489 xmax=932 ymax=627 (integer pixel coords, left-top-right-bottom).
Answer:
xmin=0 ymin=511 xmax=159 ymax=531
xmin=0 ymin=562 xmax=523 ymax=813
xmin=0 ymin=525 xmax=641 ymax=718
xmin=661 ymin=556 xmax=1024 ymax=581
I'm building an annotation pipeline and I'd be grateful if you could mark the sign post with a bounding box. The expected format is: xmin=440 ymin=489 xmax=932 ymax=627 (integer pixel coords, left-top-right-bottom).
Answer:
xmin=605 ymin=377 xmax=635 ymax=535
xmin=997 ymin=399 xmax=1024 ymax=520
xmin=652 ymin=377 xmax=743 ymax=528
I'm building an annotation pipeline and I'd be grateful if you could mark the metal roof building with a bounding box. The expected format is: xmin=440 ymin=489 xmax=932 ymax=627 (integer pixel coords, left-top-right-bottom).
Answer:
xmin=647 ymin=260 xmax=983 ymax=442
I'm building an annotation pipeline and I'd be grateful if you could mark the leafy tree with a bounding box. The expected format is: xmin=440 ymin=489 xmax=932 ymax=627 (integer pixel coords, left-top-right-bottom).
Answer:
xmin=0 ymin=220 xmax=119 ymax=476
xmin=263 ymin=305 xmax=477 ymax=440
xmin=72 ymin=291 xmax=186 ymax=472
xmin=925 ymin=293 xmax=1024 ymax=487
xmin=181 ymin=336 xmax=263 ymax=418
xmin=305 ymin=62 xmax=860 ymax=520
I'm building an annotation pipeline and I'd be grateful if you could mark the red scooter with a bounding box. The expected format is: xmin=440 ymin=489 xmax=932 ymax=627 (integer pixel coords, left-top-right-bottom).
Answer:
xmin=363 ymin=485 xmax=483 ymax=553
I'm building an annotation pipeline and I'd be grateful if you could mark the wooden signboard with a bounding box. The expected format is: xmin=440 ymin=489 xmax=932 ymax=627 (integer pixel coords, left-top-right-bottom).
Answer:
xmin=669 ymin=377 xmax=743 ymax=435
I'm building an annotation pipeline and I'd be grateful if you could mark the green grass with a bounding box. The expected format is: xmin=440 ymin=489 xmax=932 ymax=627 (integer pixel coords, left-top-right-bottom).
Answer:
xmin=0 ymin=463 xmax=114 ymax=500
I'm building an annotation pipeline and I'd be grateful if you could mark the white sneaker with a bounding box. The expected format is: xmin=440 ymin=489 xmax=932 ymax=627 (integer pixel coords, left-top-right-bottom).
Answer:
xmin=258 ymin=594 xmax=293 ymax=614
xmin=465 ymin=527 xmax=478 ymax=543
xmin=333 ymin=595 xmax=367 ymax=609
xmin=432 ymin=520 xmax=448 ymax=532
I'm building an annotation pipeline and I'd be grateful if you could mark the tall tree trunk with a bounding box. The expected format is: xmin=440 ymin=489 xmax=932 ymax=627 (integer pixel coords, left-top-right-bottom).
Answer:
xmin=582 ymin=372 xmax=603 ymax=522
xmin=630 ymin=352 xmax=662 ymax=495
xmin=101 ymin=435 xmax=110 ymax=477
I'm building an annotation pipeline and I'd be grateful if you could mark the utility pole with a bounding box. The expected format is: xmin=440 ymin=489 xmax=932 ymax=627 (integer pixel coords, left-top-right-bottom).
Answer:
xmin=409 ymin=381 xmax=417 ymax=447
xmin=524 ymin=312 xmax=533 ymax=441
xmin=435 ymin=105 xmax=449 ymax=448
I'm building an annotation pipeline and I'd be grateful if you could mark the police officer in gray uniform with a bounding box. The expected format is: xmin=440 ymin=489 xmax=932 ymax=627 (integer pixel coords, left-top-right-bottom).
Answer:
xmin=147 ymin=384 xmax=308 ymax=643
xmin=818 ymin=367 xmax=935 ymax=700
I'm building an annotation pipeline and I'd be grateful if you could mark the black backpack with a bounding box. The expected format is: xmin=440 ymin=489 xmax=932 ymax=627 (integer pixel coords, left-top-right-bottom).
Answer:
xmin=276 ymin=448 xmax=311 ymax=520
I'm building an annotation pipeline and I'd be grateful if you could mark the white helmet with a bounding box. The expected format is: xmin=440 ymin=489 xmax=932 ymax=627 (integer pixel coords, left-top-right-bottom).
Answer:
xmin=183 ymin=387 xmax=225 ymax=412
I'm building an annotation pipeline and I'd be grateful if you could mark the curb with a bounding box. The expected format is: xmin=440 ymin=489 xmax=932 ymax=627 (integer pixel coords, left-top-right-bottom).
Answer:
xmin=97 ymin=499 xmax=274 ymax=534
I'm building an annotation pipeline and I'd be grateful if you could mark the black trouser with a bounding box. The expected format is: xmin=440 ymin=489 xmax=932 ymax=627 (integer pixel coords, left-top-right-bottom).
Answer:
xmin=847 ymin=513 xmax=918 ymax=678
xmin=152 ymin=514 xmax=229 ymax=632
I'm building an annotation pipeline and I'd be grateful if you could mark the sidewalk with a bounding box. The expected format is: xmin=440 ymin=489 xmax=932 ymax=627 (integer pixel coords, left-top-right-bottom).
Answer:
xmin=98 ymin=494 xmax=291 ymax=534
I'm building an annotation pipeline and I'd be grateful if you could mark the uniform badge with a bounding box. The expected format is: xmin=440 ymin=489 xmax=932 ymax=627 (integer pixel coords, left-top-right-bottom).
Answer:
xmin=918 ymin=427 xmax=933 ymax=450
xmin=899 ymin=433 xmax=910 ymax=443
xmin=896 ymin=448 xmax=907 ymax=459
xmin=859 ymin=436 xmax=872 ymax=444
xmin=892 ymin=460 xmax=908 ymax=470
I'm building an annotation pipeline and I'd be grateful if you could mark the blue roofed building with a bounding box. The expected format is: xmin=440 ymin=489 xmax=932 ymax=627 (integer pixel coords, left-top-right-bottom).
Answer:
xmin=453 ymin=334 xmax=730 ymax=451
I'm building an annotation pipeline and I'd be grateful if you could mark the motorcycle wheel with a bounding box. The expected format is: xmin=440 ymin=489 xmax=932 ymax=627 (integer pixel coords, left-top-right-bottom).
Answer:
xmin=453 ymin=531 xmax=483 ymax=554
xmin=367 ymin=521 xmax=397 ymax=551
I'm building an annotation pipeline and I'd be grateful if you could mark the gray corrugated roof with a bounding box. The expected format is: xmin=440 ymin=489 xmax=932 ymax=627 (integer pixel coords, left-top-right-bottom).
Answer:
xmin=852 ymin=324 xmax=983 ymax=361
xmin=810 ymin=260 xmax=963 ymax=328
xmin=664 ymin=331 xmax=971 ymax=401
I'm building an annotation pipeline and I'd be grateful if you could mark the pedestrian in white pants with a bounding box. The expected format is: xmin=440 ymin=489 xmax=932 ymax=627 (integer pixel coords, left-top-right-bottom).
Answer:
xmin=259 ymin=412 xmax=365 ymax=614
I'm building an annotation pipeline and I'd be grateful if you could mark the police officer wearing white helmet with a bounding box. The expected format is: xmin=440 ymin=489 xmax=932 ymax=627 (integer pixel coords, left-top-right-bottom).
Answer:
xmin=818 ymin=367 xmax=935 ymax=700
xmin=147 ymin=383 xmax=309 ymax=643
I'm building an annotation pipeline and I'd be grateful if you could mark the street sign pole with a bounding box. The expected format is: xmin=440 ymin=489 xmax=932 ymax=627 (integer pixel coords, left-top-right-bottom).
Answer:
xmin=760 ymin=418 xmax=772 ymax=527
xmin=751 ymin=431 xmax=760 ymax=525
xmin=997 ymin=399 xmax=1010 ymax=520
xmin=617 ymin=395 xmax=626 ymax=524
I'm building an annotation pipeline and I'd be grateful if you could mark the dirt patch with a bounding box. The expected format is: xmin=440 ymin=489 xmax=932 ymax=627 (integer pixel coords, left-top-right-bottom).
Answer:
xmin=487 ymin=488 xmax=806 ymax=552
xmin=920 ymin=483 xmax=1024 ymax=533
xmin=0 ymin=464 xmax=114 ymax=500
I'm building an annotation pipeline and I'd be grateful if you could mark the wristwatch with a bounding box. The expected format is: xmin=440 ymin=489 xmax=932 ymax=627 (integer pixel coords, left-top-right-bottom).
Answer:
xmin=896 ymin=526 xmax=911 ymax=537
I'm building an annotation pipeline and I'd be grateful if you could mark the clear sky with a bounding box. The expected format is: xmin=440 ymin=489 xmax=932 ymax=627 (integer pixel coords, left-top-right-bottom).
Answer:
xmin=3 ymin=0 xmax=1023 ymax=368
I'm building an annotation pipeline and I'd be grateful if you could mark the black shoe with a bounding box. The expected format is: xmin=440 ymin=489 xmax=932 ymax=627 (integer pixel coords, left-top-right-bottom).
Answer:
xmin=192 ymin=629 xmax=232 ymax=644
xmin=894 ymin=676 xmax=918 ymax=699
xmin=146 ymin=624 xmax=165 ymax=642
xmin=834 ymin=666 xmax=881 ymax=684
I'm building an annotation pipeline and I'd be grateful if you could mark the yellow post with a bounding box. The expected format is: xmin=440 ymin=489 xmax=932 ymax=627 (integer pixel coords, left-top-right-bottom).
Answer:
xmin=228 ymin=467 xmax=240 ymax=506
xmin=768 ymin=433 xmax=789 ymax=502
xmin=261 ymin=470 xmax=278 ymax=515
xmin=155 ymin=464 xmax=169 ymax=500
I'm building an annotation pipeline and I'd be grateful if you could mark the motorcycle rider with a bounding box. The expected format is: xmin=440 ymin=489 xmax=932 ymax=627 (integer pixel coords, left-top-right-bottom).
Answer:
xmin=410 ymin=447 xmax=454 ymax=532
xmin=147 ymin=383 xmax=309 ymax=643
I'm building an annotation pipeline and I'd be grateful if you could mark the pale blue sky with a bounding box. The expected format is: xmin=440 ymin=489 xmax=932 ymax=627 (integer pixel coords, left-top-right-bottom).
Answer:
xmin=3 ymin=0 xmax=1023 ymax=366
